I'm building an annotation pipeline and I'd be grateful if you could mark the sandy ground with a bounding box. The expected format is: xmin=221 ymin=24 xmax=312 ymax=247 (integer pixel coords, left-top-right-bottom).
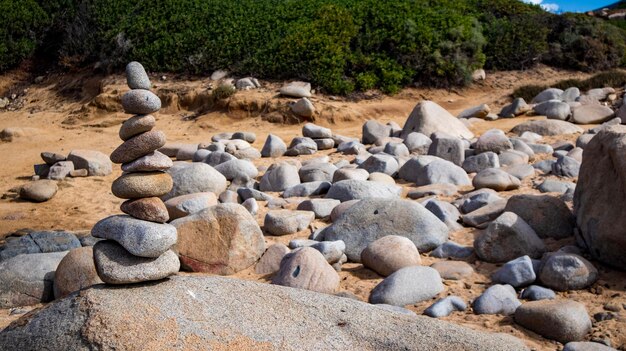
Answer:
xmin=0 ymin=65 xmax=624 ymax=350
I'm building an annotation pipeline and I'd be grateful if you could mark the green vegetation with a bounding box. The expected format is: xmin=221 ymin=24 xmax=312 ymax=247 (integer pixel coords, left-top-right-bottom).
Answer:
xmin=512 ymin=70 xmax=626 ymax=101
xmin=1 ymin=0 xmax=626 ymax=94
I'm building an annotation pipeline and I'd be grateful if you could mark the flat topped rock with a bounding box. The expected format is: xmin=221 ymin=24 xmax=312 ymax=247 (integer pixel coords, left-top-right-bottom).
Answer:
xmin=401 ymin=101 xmax=474 ymax=139
xmin=511 ymin=120 xmax=583 ymax=136
xmin=0 ymin=276 xmax=529 ymax=351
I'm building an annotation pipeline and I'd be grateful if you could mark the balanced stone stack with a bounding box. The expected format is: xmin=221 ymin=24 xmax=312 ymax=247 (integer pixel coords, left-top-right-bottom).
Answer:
xmin=91 ymin=61 xmax=179 ymax=284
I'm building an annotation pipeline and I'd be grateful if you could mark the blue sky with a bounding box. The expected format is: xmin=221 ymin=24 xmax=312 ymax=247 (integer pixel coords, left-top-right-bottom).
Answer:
xmin=522 ymin=0 xmax=618 ymax=13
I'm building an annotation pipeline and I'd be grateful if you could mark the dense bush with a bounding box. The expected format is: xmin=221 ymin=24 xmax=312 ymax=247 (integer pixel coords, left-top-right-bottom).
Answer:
xmin=0 ymin=0 xmax=49 ymax=70
xmin=545 ymin=14 xmax=626 ymax=72
xmin=1 ymin=0 xmax=626 ymax=94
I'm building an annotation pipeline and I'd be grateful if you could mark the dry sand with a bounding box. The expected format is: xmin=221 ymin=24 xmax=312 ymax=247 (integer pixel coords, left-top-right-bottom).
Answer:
xmin=0 ymin=65 xmax=624 ymax=350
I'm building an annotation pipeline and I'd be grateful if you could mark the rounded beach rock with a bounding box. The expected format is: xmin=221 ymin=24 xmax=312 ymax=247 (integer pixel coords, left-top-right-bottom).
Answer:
xmin=53 ymin=247 xmax=103 ymax=299
xmin=110 ymin=130 xmax=167 ymax=164
xmin=126 ymin=61 xmax=151 ymax=90
xmin=120 ymin=197 xmax=169 ymax=223
xmin=121 ymin=89 xmax=161 ymax=115
xmin=93 ymin=241 xmax=179 ymax=284
xmin=91 ymin=215 xmax=177 ymax=258
xmin=111 ymin=172 xmax=173 ymax=199
xmin=361 ymin=235 xmax=421 ymax=277
xmin=119 ymin=114 xmax=155 ymax=141
xmin=19 ymin=180 xmax=58 ymax=202
xmin=514 ymin=300 xmax=591 ymax=343
xmin=369 ymin=266 xmax=444 ymax=306
xmin=272 ymin=247 xmax=340 ymax=294
xmin=121 ymin=151 xmax=173 ymax=173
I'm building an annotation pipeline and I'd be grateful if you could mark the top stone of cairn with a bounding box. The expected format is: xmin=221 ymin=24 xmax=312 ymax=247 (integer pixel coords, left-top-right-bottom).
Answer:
xmin=126 ymin=61 xmax=151 ymax=90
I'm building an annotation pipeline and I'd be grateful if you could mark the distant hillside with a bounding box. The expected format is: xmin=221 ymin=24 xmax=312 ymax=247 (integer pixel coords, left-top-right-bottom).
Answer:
xmin=595 ymin=1 xmax=626 ymax=10
xmin=1 ymin=0 xmax=625 ymax=94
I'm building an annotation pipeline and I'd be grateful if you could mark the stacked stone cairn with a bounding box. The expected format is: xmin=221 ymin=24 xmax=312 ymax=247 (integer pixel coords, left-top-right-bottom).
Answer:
xmin=91 ymin=61 xmax=180 ymax=284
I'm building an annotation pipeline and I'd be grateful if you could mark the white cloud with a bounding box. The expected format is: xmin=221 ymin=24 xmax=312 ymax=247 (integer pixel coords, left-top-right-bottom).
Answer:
xmin=521 ymin=0 xmax=560 ymax=12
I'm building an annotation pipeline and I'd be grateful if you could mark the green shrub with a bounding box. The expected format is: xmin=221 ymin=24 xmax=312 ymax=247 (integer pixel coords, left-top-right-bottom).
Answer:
xmin=546 ymin=14 xmax=626 ymax=71
xmin=0 ymin=0 xmax=49 ymax=70
xmin=2 ymin=0 xmax=626 ymax=95
xmin=211 ymin=84 xmax=236 ymax=100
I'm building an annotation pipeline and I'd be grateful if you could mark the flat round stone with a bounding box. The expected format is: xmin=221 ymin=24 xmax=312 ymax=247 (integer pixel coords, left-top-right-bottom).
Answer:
xmin=121 ymin=197 xmax=169 ymax=223
xmin=111 ymin=172 xmax=173 ymax=199
xmin=93 ymin=241 xmax=179 ymax=284
xmin=110 ymin=130 xmax=166 ymax=164
xmin=121 ymin=89 xmax=161 ymax=115
xmin=119 ymin=114 xmax=155 ymax=141
xmin=121 ymin=151 xmax=173 ymax=172
xmin=91 ymin=215 xmax=177 ymax=258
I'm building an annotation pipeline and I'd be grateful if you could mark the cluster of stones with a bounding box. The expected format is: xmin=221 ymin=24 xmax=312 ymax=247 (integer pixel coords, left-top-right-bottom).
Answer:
xmin=5 ymin=79 xmax=626 ymax=350
xmin=477 ymin=86 xmax=620 ymax=124
xmin=17 ymin=149 xmax=112 ymax=203
xmin=91 ymin=61 xmax=179 ymax=284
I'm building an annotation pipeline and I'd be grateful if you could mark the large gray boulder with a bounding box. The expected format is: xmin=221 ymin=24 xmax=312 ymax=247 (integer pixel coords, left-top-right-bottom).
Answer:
xmin=401 ymin=101 xmax=474 ymax=139
xmin=574 ymin=126 xmax=626 ymax=270
xmin=0 ymin=251 xmax=67 ymax=308
xmin=415 ymin=159 xmax=471 ymax=186
xmin=504 ymin=194 xmax=574 ymax=239
xmin=0 ymin=276 xmax=528 ymax=350
xmin=322 ymin=198 xmax=448 ymax=261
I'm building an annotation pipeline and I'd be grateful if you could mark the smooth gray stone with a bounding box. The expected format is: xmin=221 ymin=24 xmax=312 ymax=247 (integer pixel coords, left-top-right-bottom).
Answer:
xmin=261 ymin=134 xmax=287 ymax=158
xmin=285 ymin=137 xmax=317 ymax=156
xmin=302 ymin=123 xmax=332 ymax=139
xmin=164 ymin=163 xmax=227 ymax=200
xmin=552 ymin=156 xmax=580 ymax=177
xmin=204 ymin=151 xmax=237 ymax=166
xmin=260 ymin=163 xmax=300 ymax=192
xmin=461 ymin=199 xmax=507 ymax=228
xmin=0 ymin=251 xmax=68 ymax=308
xmin=91 ymin=215 xmax=177 ymax=258
xmin=297 ymin=199 xmax=340 ymax=218
xmin=520 ymin=285 xmax=555 ymax=301
xmin=491 ymin=256 xmax=536 ymax=288
xmin=415 ymin=159 xmax=470 ymax=186
xmin=321 ymin=198 xmax=448 ymax=261
xmin=504 ymin=194 xmax=574 ymax=240
xmin=472 ymin=284 xmax=521 ymax=315
xmin=121 ymin=89 xmax=161 ymax=114
xmin=537 ymin=180 xmax=575 ymax=194
xmin=514 ymin=300 xmax=591 ymax=343
xmin=428 ymin=134 xmax=465 ymax=166
xmin=403 ymin=132 xmax=432 ymax=154
xmin=463 ymin=152 xmax=499 ymax=173
xmin=563 ymin=342 xmax=617 ymax=351
xmin=237 ymin=188 xmax=273 ymax=202
xmin=325 ymin=179 xmax=401 ymax=202
xmin=299 ymin=162 xmax=337 ymax=182
xmin=538 ymin=252 xmax=598 ymax=291
xmin=369 ymin=266 xmax=444 ymax=306
xmin=430 ymin=241 xmax=474 ymax=259
xmin=533 ymin=159 xmax=556 ymax=173
xmin=458 ymin=189 xmax=503 ymax=214
xmin=527 ymin=143 xmax=553 ymax=154
xmin=362 ymin=120 xmax=391 ymax=144
xmin=359 ymin=154 xmax=398 ymax=176
xmin=264 ymin=210 xmax=315 ymax=236
xmin=93 ymin=241 xmax=179 ymax=284
xmin=424 ymin=296 xmax=467 ymax=318
xmin=531 ymin=88 xmax=563 ymax=104
xmin=283 ymin=181 xmax=331 ymax=198
xmin=126 ymin=61 xmax=151 ymax=89
xmin=214 ymin=159 xmax=258 ymax=180
xmin=474 ymin=212 xmax=546 ymax=263
xmin=423 ymin=199 xmax=462 ymax=230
